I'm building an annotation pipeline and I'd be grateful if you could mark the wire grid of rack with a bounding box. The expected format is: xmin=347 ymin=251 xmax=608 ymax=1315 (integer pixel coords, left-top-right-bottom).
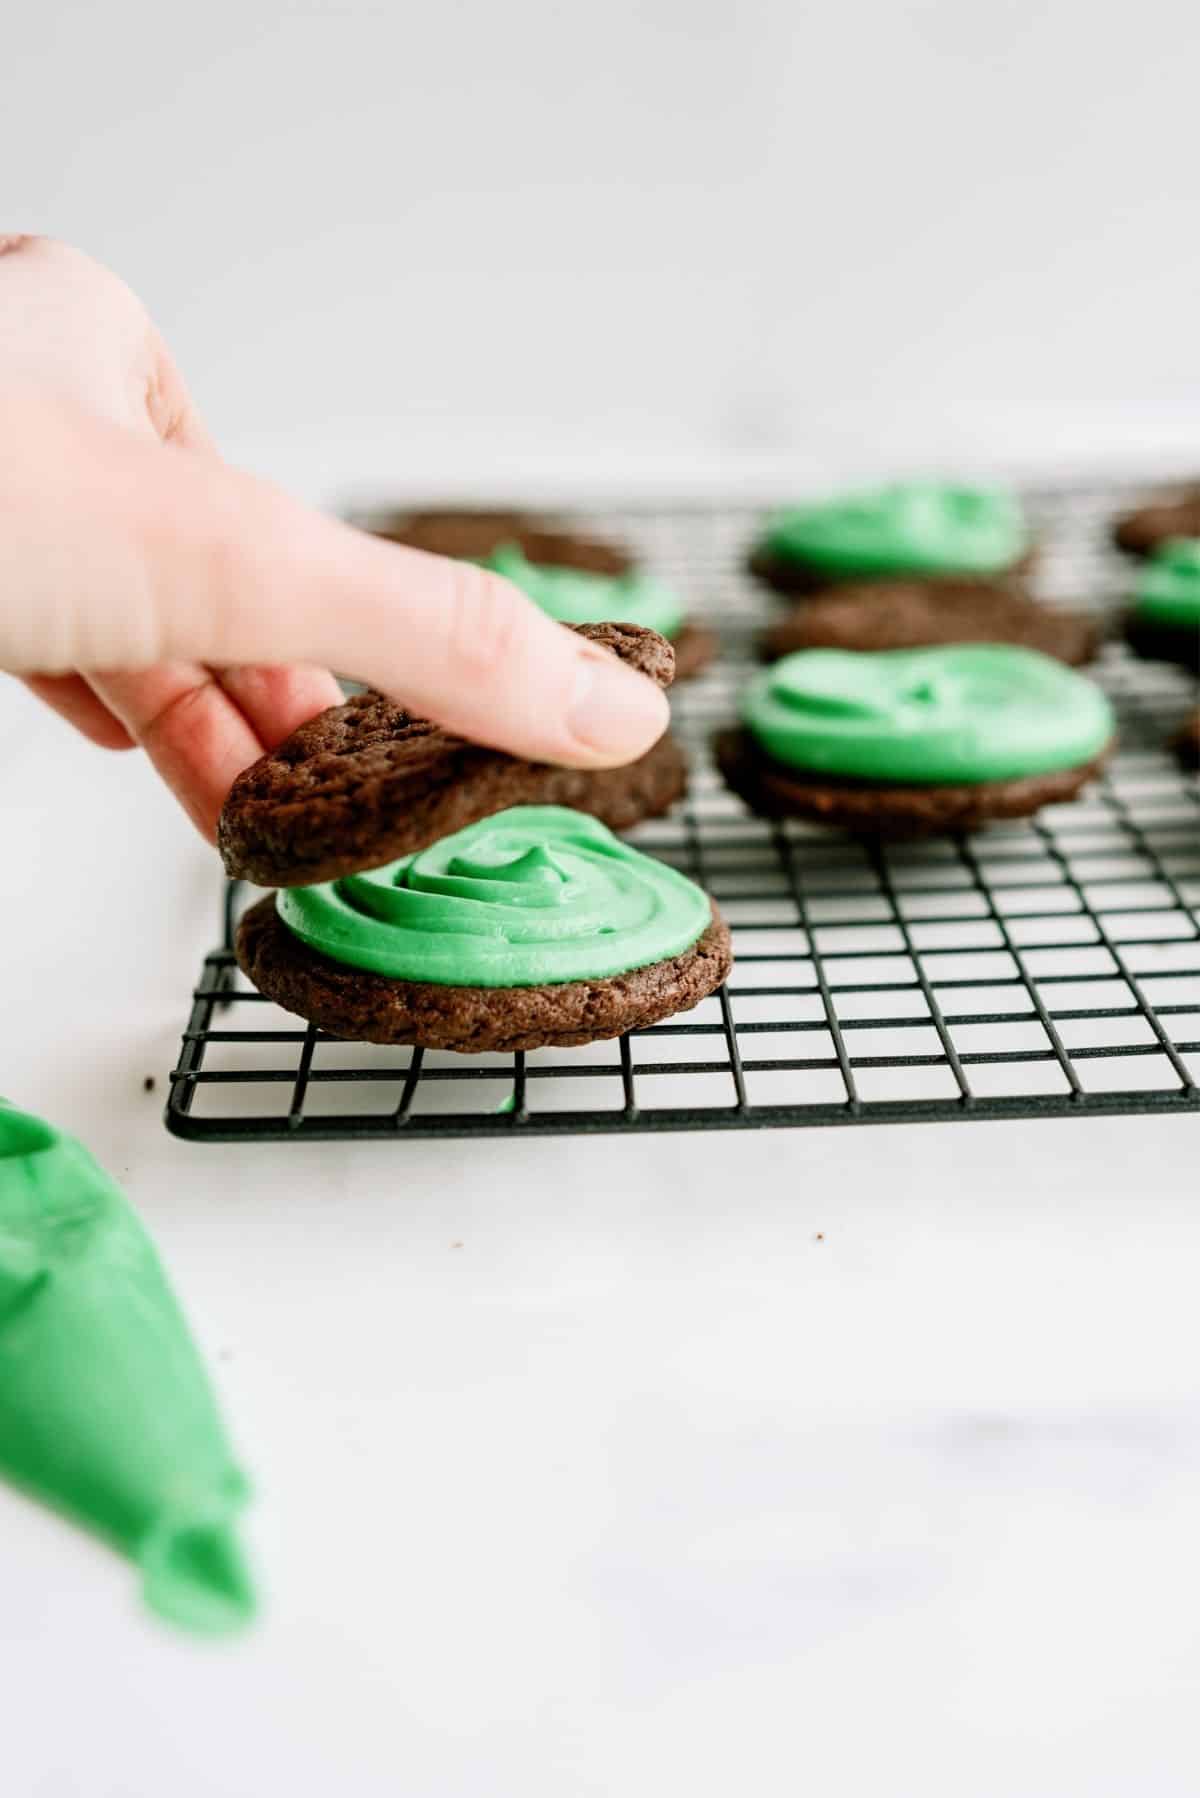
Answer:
xmin=167 ymin=481 xmax=1200 ymax=1141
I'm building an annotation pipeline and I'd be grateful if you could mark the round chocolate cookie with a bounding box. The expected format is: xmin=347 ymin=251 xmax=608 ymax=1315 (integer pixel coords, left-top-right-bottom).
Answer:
xmin=370 ymin=508 xmax=632 ymax=576
xmin=760 ymin=580 xmax=1101 ymax=667
xmin=1112 ymin=486 xmax=1200 ymax=557
xmin=715 ymin=727 xmax=1112 ymax=839
xmin=750 ymin=545 xmax=1038 ymax=601
xmin=662 ymin=618 xmax=717 ymax=681
xmin=237 ymin=895 xmax=732 ymax=1053
xmin=219 ymin=623 xmax=684 ymax=888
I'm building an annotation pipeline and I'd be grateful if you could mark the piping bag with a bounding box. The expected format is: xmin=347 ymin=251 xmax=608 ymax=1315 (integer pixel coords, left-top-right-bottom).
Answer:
xmin=0 ymin=1098 xmax=255 ymax=1635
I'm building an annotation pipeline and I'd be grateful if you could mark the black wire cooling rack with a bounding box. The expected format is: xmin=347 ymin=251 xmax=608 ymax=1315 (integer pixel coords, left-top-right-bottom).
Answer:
xmin=167 ymin=481 xmax=1200 ymax=1141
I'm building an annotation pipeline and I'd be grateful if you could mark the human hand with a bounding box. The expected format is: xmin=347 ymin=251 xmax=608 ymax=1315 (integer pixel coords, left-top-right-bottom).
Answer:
xmin=0 ymin=238 xmax=669 ymax=840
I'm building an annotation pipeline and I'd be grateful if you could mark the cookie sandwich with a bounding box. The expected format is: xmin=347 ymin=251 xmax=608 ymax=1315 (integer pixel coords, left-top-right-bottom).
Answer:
xmin=477 ymin=543 xmax=716 ymax=681
xmin=716 ymin=643 xmax=1116 ymax=837
xmin=761 ymin=577 xmax=1100 ymax=668
xmin=1123 ymin=538 xmax=1200 ymax=672
xmin=748 ymin=481 xmax=1032 ymax=599
xmin=220 ymin=625 xmax=732 ymax=1051
xmin=220 ymin=623 xmax=686 ymax=888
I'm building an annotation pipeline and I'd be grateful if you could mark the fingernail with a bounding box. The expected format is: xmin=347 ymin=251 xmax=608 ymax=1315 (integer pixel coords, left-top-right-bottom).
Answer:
xmin=567 ymin=651 xmax=670 ymax=760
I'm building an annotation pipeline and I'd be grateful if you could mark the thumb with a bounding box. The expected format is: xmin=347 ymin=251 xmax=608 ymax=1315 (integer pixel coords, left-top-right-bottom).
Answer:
xmin=2 ymin=404 xmax=671 ymax=770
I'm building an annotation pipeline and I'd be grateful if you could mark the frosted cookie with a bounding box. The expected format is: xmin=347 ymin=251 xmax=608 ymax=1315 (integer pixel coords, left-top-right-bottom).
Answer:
xmin=748 ymin=482 xmax=1032 ymax=597
xmin=716 ymin=644 xmax=1115 ymax=837
xmin=237 ymin=806 xmax=732 ymax=1052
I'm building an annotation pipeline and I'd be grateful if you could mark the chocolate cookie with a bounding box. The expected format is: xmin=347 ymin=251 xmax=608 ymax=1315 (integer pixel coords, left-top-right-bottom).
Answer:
xmin=748 ymin=545 xmax=1037 ymax=601
xmin=1112 ymin=486 xmax=1200 ymax=557
xmin=761 ymin=580 xmax=1101 ymax=666
xmin=1171 ymin=711 xmax=1200 ymax=769
xmin=714 ymin=727 xmax=1113 ymax=839
xmin=370 ymin=508 xmax=632 ymax=576
xmin=670 ymin=619 xmax=718 ymax=681
xmin=237 ymin=895 xmax=732 ymax=1053
xmin=219 ymin=623 xmax=683 ymax=888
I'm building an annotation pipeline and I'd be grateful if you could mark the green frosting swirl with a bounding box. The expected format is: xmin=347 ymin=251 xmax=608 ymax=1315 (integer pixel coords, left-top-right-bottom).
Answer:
xmin=1133 ymin=537 xmax=1200 ymax=628
xmin=481 ymin=544 xmax=686 ymax=639
xmin=741 ymin=645 xmax=1114 ymax=784
xmin=760 ymin=482 xmax=1028 ymax=577
xmin=277 ymin=805 xmax=710 ymax=986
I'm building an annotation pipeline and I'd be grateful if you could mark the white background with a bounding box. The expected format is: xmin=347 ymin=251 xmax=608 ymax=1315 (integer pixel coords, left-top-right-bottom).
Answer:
xmin=4 ymin=4 xmax=1200 ymax=1793
xmin=6 ymin=0 xmax=1199 ymax=494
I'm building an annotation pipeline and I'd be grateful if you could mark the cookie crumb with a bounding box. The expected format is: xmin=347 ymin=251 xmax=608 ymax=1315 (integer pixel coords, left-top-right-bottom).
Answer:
xmin=143 ymin=1075 xmax=156 ymax=1093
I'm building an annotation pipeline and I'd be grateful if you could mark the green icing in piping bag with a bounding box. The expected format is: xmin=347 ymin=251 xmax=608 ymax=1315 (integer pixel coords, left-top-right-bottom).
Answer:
xmin=0 ymin=1099 xmax=255 ymax=1635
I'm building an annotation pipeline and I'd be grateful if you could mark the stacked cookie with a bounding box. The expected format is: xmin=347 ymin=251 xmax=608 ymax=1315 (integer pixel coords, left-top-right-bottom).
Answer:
xmin=220 ymin=624 xmax=732 ymax=1052
xmin=725 ymin=482 xmax=1117 ymax=836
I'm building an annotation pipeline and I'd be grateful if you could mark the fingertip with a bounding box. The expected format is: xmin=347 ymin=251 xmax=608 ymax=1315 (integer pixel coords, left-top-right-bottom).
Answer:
xmin=562 ymin=647 xmax=672 ymax=767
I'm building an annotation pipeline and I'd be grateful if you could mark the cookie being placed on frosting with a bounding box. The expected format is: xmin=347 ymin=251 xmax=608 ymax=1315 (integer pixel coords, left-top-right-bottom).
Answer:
xmin=1123 ymin=538 xmax=1200 ymax=672
xmin=235 ymin=807 xmax=733 ymax=1052
xmin=477 ymin=543 xmax=717 ymax=681
xmin=370 ymin=508 xmax=632 ymax=576
xmin=748 ymin=482 xmax=1033 ymax=598
xmin=717 ymin=644 xmax=1115 ymax=838
xmin=219 ymin=622 xmax=684 ymax=888
xmin=760 ymin=579 xmax=1101 ymax=667
xmin=1112 ymin=486 xmax=1200 ymax=558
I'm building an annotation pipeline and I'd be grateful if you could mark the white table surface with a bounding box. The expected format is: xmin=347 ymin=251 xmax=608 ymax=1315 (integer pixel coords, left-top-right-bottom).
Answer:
xmin=3 ymin=672 xmax=1199 ymax=1798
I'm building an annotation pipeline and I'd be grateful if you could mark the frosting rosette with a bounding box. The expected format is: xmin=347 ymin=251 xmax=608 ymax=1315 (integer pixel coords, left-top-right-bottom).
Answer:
xmin=740 ymin=645 xmax=1114 ymax=784
xmin=1133 ymin=537 xmax=1200 ymax=627
xmin=480 ymin=543 xmax=686 ymax=640
xmin=760 ymin=482 xmax=1028 ymax=578
xmin=276 ymin=805 xmax=711 ymax=986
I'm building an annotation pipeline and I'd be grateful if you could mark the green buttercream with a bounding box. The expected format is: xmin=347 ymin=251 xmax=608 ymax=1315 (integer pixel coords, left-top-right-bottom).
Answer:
xmin=277 ymin=805 xmax=710 ymax=985
xmin=481 ymin=543 xmax=686 ymax=639
xmin=741 ymin=645 xmax=1114 ymax=784
xmin=1133 ymin=537 xmax=1200 ymax=628
xmin=760 ymin=482 xmax=1028 ymax=577
xmin=0 ymin=1100 xmax=255 ymax=1636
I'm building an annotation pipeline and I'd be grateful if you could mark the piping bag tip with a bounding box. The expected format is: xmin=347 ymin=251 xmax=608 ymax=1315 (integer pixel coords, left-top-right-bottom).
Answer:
xmin=140 ymin=1511 xmax=257 ymax=1638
